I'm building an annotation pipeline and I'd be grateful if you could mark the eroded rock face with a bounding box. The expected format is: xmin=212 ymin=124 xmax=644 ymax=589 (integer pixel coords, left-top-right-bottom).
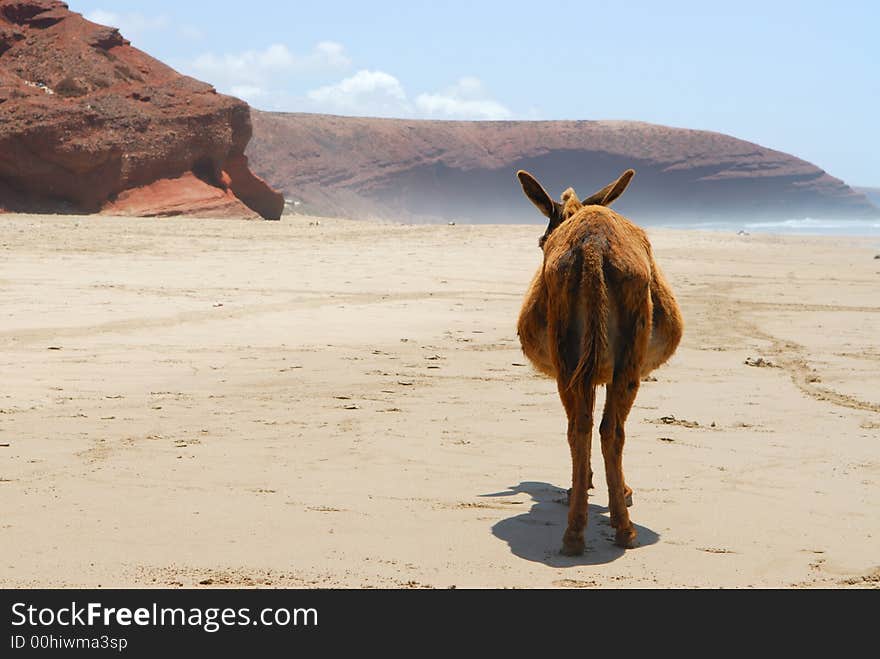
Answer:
xmin=248 ymin=112 xmax=878 ymax=223
xmin=0 ymin=0 xmax=283 ymax=219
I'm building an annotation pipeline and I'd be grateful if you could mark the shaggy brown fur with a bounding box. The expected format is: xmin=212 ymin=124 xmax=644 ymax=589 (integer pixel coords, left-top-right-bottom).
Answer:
xmin=516 ymin=168 xmax=683 ymax=555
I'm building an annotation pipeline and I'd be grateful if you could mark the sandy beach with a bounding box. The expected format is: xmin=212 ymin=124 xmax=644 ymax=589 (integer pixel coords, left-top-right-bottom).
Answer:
xmin=0 ymin=213 xmax=878 ymax=589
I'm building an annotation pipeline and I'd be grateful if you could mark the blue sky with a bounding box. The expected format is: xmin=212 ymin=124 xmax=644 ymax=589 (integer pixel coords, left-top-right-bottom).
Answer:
xmin=67 ymin=1 xmax=878 ymax=186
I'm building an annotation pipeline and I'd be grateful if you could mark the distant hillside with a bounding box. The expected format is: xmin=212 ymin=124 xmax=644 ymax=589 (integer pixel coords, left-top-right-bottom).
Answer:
xmin=854 ymin=187 xmax=880 ymax=209
xmin=247 ymin=111 xmax=878 ymax=223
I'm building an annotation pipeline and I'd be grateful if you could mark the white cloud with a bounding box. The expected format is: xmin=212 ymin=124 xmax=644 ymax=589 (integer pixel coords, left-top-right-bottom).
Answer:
xmin=85 ymin=9 xmax=202 ymax=41
xmin=309 ymin=42 xmax=351 ymax=71
xmin=190 ymin=43 xmax=350 ymax=81
xmin=415 ymin=77 xmax=511 ymax=120
xmin=230 ymin=85 xmax=266 ymax=100
xmin=301 ymin=72 xmax=511 ymax=120
xmin=184 ymin=42 xmax=352 ymax=106
xmin=181 ymin=40 xmax=511 ymax=118
xmin=306 ymin=70 xmax=411 ymax=116
xmin=85 ymin=9 xmax=167 ymax=34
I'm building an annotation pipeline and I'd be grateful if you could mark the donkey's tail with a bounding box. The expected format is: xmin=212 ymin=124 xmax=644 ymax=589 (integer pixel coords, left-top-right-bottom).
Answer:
xmin=568 ymin=249 xmax=609 ymax=404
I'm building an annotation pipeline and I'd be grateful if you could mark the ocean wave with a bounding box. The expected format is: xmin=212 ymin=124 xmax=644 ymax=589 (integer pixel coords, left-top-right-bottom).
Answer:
xmin=653 ymin=218 xmax=880 ymax=236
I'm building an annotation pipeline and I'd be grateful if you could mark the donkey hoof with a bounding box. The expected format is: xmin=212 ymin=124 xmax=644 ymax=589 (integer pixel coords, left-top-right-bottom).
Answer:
xmin=561 ymin=540 xmax=585 ymax=556
xmin=561 ymin=531 xmax=585 ymax=556
xmin=614 ymin=525 xmax=638 ymax=549
xmin=625 ymin=492 xmax=634 ymax=507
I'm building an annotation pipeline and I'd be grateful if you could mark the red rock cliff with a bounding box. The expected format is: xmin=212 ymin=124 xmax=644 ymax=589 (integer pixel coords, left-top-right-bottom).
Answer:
xmin=0 ymin=0 xmax=283 ymax=219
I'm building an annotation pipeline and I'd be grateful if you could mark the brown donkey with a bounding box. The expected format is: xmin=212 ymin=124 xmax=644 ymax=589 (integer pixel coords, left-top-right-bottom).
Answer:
xmin=516 ymin=168 xmax=683 ymax=555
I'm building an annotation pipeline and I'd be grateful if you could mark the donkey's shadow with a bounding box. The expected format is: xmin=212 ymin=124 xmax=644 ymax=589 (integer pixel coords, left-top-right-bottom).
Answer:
xmin=482 ymin=481 xmax=660 ymax=567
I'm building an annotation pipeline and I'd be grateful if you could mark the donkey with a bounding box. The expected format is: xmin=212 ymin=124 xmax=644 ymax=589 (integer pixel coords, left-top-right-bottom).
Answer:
xmin=516 ymin=168 xmax=683 ymax=555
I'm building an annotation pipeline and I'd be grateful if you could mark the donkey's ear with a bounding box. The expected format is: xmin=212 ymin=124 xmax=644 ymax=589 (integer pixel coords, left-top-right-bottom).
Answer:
xmin=517 ymin=170 xmax=554 ymax=218
xmin=601 ymin=169 xmax=635 ymax=206
xmin=582 ymin=169 xmax=636 ymax=207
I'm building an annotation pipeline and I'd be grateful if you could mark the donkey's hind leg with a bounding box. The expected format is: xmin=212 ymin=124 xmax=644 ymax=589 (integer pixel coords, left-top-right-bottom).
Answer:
xmin=557 ymin=380 xmax=594 ymax=556
xmin=566 ymin=469 xmax=594 ymax=505
xmin=599 ymin=303 xmax=651 ymax=548
xmin=600 ymin=371 xmax=640 ymax=548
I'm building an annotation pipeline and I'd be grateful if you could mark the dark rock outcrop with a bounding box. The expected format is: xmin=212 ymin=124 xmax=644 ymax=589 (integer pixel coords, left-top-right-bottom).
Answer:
xmin=248 ymin=111 xmax=877 ymax=223
xmin=0 ymin=0 xmax=283 ymax=219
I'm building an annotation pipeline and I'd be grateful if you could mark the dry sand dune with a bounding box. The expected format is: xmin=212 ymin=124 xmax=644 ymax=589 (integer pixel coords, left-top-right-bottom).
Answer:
xmin=1 ymin=213 xmax=878 ymax=588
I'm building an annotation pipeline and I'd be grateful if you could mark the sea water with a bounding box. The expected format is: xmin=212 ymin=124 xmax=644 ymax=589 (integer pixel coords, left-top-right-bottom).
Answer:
xmin=650 ymin=217 xmax=880 ymax=237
